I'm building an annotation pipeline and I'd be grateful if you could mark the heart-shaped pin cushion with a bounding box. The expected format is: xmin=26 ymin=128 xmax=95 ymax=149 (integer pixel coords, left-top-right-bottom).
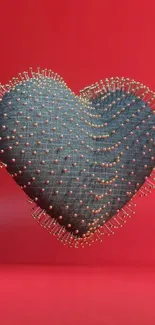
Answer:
xmin=0 ymin=69 xmax=155 ymax=247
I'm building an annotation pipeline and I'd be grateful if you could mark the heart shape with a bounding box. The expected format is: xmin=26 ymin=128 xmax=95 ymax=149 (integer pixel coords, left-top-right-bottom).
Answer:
xmin=0 ymin=69 xmax=155 ymax=247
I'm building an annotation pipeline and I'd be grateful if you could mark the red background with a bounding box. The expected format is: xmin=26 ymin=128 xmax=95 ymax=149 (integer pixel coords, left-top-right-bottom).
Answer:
xmin=0 ymin=0 xmax=155 ymax=324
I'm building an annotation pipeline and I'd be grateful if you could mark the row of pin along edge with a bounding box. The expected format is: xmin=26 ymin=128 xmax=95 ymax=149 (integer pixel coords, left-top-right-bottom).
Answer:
xmin=66 ymin=165 xmax=155 ymax=246
xmin=25 ymin=165 xmax=154 ymax=248
xmin=82 ymin=181 xmax=150 ymax=245
xmin=99 ymin=168 xmax=155 ymax=237
xmin=1 ymin=74 xmax=155 ymax=114
xmin=27 ymin=197 xmax=133 ymax=248
xmin=30 ymin=202 xmax=83 ymax=248
xmin=0 ymin=67 xmax=67 ymax=100
xmin=27 ymin=67 xmax=64 ymax=83
xmin=79 ymin=77 xmax=155 ymax=112
xmin=29 ymin=167 xmax=155 ymax=248
xmin=2 ymin=157 xmax=154 ymax=247
xmin=29 ymin=200 xmax=107 ymax=248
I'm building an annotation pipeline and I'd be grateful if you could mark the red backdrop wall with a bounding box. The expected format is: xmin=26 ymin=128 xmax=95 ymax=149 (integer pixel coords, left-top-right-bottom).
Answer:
xmin=0 ymin=1 xmax=155 ymax=324
xmin=0 ymin=0 xmax=155 ymax=266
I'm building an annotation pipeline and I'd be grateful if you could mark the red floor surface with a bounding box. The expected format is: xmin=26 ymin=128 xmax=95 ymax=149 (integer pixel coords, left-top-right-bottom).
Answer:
xmin=0 ymin=265 xmax=155 ymax=325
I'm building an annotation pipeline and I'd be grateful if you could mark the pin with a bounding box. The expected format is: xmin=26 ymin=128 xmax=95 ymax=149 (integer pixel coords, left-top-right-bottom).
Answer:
xmin=32 ymin=207 xmax=45 ymax=219
xmin=104 ymin=224 xmax=114 ymax=235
